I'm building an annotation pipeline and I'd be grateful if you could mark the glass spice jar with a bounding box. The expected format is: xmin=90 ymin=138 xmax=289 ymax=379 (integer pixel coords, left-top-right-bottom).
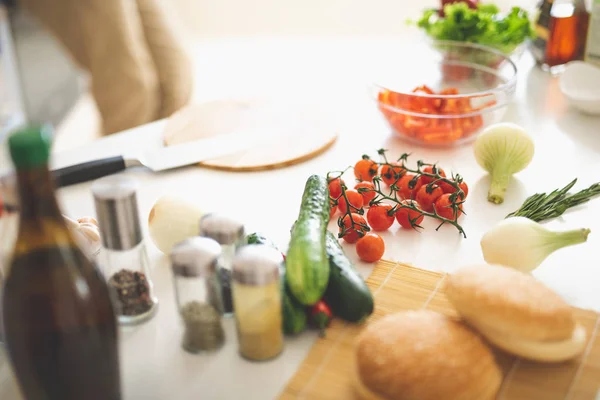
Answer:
xmin=198 ymin=213 xmax=245 ymax=317
xmin=92 ymin=175 xmax=158 ymax=326
xmin=170 ymin=237 xmax=225 ymax=353
xmin=232 ymin=244 xmax=284 ymax=362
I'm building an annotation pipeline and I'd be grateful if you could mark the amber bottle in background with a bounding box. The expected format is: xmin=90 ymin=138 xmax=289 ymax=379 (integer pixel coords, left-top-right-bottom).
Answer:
xmin=531 ymin=0 xmax=590 ymax=72
xmin=585 ymin=0 xmax=600 ymax=66
xmin=2 ymin=126 xmax=121 ymax=400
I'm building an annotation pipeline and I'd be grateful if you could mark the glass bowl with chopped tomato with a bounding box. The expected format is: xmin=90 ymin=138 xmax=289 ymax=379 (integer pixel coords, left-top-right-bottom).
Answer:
xmin=372 ymin=40 xmax=518 ymax=147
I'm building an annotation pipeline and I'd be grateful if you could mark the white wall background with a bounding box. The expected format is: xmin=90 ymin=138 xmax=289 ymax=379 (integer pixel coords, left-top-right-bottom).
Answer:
xmin=170 ymin=0 xmax=533 ymax=38
xmin=51 ymin=0 xmax=537 ymax=152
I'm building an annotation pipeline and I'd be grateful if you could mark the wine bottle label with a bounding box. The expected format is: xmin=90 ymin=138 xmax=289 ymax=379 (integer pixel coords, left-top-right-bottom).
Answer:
xmin=585 ymin=0 xmax=600 ymax=67
xmin=531 ymin=0 xmax=554 ymax=62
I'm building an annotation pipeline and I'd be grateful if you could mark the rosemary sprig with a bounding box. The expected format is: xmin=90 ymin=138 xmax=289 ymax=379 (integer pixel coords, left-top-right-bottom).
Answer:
xmin=506 ymin=179 xmax=600 ymax=222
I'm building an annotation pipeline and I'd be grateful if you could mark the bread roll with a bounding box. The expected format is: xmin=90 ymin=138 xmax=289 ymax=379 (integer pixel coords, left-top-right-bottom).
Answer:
xmin=468 ymin=320 xmax=587 ymax=363
xmin=446 ymin=264 xmax=575 ymax=341
xmin=355 ymin=310 xmax=501 ymax=400
xmin=446 ymin=264 xmax=586 ymax=362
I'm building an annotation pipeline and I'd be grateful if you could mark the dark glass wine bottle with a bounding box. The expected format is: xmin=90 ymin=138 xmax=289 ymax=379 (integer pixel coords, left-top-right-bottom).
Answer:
xmin=2 ymin=125 xmax=122 ymax=400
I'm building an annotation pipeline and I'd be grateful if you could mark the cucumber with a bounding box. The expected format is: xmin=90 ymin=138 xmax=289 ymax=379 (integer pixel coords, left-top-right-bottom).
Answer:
xmin=286 ymin=175 xmax=330 ymax=305
xmin=282 ymin=287 xmax=307 ymax=334
xmin=281 ymin=275 xmax=307 ymax=335
xmin=245 ymin=233 xmax=306 ymax=335
xmin=324 ymin=231 xmax=374 ymax=323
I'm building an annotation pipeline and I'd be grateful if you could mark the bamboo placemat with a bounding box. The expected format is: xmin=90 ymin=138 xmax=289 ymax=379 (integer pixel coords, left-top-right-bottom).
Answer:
xmin=280 ymin=260 xmax=600 ymax=400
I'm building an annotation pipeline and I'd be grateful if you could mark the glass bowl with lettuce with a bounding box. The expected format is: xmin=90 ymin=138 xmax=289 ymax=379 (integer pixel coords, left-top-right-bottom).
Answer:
xmin=415 ymin=2 xmax=535 ymax=59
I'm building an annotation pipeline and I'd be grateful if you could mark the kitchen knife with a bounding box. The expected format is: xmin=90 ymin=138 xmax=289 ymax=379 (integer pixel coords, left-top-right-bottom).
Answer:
xmin=53 ymin=132 xmax=262 ymax=187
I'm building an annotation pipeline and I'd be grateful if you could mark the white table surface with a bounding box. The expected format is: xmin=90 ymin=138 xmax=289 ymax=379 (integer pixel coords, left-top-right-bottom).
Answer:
xmin=2 ymin=36 xmax=600 ymax=400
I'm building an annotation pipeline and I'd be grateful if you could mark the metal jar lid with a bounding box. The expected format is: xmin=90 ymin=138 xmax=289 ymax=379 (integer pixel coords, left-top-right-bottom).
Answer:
xmin=198 ymin=213 xmax=245 ymax=245
xmin=170 ymin=237 xmax=222 ymax=278
xmin=91 ymin=175 xmax=142 ymax=251
xmin=232 ymin=245 xmax=282 ymax=286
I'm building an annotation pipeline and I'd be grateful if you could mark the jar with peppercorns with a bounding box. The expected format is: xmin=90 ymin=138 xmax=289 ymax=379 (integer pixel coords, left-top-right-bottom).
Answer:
xmin=92 ymin=175 xmax=158 ymax=326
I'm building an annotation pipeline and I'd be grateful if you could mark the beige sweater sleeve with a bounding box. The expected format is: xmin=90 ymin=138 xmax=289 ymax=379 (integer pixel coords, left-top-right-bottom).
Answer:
xmin=20 ymin=0 xmax=192 ymax=135
xmin=135 ymin=0 xmax=193 ymax=119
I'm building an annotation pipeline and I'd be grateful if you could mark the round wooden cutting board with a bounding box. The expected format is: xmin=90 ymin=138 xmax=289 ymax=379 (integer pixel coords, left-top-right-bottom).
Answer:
xmin=162 ymin=99 xmax=338 ymax=171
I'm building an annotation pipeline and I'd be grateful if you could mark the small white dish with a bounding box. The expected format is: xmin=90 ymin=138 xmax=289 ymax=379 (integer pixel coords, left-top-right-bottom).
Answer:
xmin=559 ymin=61 xmax=600 ymax=116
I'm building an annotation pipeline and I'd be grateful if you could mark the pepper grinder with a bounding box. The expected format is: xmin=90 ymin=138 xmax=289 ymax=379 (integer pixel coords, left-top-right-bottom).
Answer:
xmin=92 ymin=175 xmax=158 ymax=326
xmin=198 ymin=213 xmax=245 ymax=317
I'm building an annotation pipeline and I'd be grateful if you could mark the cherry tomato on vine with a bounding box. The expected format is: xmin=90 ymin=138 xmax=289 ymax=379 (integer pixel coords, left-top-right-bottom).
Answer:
xmin=366 ymin=204 xmax=395 ymax=231
xmin=397 ymin=174 xmax=414 ymax=199
xmin=340 ymin=213 xmax=369 ymax=243
xmin=434 ymin=193 xmax=464 ymax=220
xmin=395 ymin=200 xmax=424 ymax=229
xmin=328 ymin=177 xmax=345 ymax=199
xmin=458 ymin=181 xmax=469 ymax=199
xmin=356 ymin=233 xmax=385 ymax=263
xmin=398 ymin=174 xmax=423 ymax=200
xmin=412 ymin=177 xmax=425 ymax=199
xmin=440 ymin=180 xmax=469 ymax=200
xmin=416 ymin=184 xmax=444 ymax=212
xmin=438 ymin=180 xmax=455 ymax=194
xmin=329 ymin=198 xmax=338 ymax=220
xmin=380 ymin=162 xmax=406 ymax=186
xmin=355 ymin=181 xmax=376 ymax=205
xmin=354 ymin=158 xmax=379 ymax=182
xmin=421 ymin=165 xmax=446 ymax=185
xmin=337 ymin=189 xmax=364 ymax=214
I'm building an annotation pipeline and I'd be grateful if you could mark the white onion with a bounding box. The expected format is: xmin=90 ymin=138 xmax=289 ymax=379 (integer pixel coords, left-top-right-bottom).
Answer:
xmin=147 ymin=196 xmax=204 ymax=254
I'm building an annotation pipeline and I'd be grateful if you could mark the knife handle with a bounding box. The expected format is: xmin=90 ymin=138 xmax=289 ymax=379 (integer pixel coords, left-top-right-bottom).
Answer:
xmin=53 ymin=156 xmax=127 ymax=188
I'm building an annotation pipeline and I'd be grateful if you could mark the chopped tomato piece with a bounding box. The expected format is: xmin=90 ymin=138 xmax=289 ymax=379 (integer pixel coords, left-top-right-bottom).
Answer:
xmin=378 ymin=86 xmax=495 ymax=144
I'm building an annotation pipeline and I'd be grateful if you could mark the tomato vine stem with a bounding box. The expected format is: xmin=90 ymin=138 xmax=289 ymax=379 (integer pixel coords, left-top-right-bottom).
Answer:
xmin=327 ymin=170 xmax=370 ymax=240
xmin=328 ymin=150 xmax=467 ymax=239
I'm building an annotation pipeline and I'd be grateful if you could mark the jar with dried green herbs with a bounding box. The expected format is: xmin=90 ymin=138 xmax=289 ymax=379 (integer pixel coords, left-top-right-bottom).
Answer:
xmin=171 ymin=237 xmax=225 ymax=353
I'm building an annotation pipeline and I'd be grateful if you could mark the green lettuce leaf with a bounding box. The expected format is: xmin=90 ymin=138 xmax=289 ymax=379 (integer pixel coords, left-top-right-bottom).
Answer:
xmin=415 ymin=2 xmax=535 ymax=54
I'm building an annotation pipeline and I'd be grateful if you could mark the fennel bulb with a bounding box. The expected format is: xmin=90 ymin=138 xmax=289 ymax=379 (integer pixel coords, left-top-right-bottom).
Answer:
xmin=474 ymin=123 xmax=534 ymax=204
xmin=480 ymin=217 xmax=590 ymax=272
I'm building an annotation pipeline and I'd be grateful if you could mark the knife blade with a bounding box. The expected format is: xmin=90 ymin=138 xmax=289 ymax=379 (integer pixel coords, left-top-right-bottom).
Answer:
xmin=141 ymin=130 xmax=259 ymax=171
xmin=53 ymin=131 xmax=263 ymax=187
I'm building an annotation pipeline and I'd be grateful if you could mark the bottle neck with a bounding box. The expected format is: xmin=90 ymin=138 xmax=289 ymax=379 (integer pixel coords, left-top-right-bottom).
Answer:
xmin=13 ymin=166 xmax=76 ymax=254
xmin=16 ymin=166 xmax=63 ymax=221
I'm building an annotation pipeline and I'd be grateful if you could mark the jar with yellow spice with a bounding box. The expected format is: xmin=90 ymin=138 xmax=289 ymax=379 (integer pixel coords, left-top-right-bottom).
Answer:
xmin=232 ymin=244 xmax=284 ymax=361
